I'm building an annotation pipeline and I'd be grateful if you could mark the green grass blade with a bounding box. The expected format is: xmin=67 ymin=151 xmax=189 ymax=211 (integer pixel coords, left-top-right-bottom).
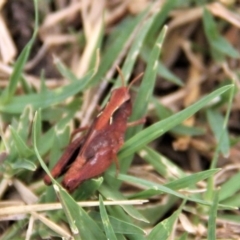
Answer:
xmin=153 ymin=98 xmax=204 ymax=136
xmin=89 ymin=211 xmax=145 ymax=235
xmin=101 ymin=12 xmax=156 ymax=107
xmin=11 ymin=159 xmax=36 ymax=171
xmin=9 ymin=126 xmax=33 ymax=158
xmin=118 ymin=25 xmax=168 ymax=177
xmin=147 ymin=207 xmax=182 ymax=240
xmin=127 ymin=169 xmax=219 ymax=200
xmin=220 ymin=193 xmax=240 ymax=207
xmin=172 ymin=125 xmax=205 ymax=136
xmin=100 ymin=184 xmax=148 ymax=223
xmin=99 ymin=195 xmax=118 ymax=240
xmin=117 ymin=174 xmax=233 ymax=209
xmin=165 ymin=169 xmax=220 ymax=190
xmin=219 ymin=172 xmax=240 ymax=202
xmin=119 ymin=169 xmax=219 ymax=193
xmin=147 ymin=0 xmax=178 ymax=41
xmin=116 ymin=14 xmax=156 ymax=85
xmin=33 ymin=111 xmax=55 ymax=181
xmin=128 ymin=26 xmax=168 ymax=135
xmin=203 ymin=8 xmax=239 ymax=60
xmin=74 ymin=178 xmax=103 ymax=200
xmin=55 ymin=58 xmax=79 ymax=82
xmin=207 ymin=109 xmax=229 ymax=157
xmin=141 ymin=48 xmax=183 ymax=86
xmin=206 ymin=83 xmax=235 ymax=201
xmin=152 ymin=97 xmax=172 ymax=119
xmin=17 ymin=106 xmax=33 ymax=141
xmin=48 ymin=126 xmax=70 ymax=168
xmin=0 ymin=220 xmax=27 ymax=240
xmin=1 ymin=41 xmax=32 ymax=102
xmin=120 ymin=84 xmax=233 ymax=159
xmin=53 ymin=189 xmax=83 ymax=240
xmin=139 ymin=146 xmax=185 ymax=179
xmin=91 ymin=11 xmax=148 ymax=85
xmin=207 ymin=190 xmax=219 ymax=240
xmin=157 ymin=61 xmax=183 ymax=86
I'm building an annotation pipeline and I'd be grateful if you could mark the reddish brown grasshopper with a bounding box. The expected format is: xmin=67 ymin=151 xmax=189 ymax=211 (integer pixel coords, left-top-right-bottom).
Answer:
xmin=44 ymin=68 xmax=144 ymax=192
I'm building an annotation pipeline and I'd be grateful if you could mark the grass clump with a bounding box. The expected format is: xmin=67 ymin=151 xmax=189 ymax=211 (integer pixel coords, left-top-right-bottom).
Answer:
xmin=0 ymin=1 xmax=239 ymax=239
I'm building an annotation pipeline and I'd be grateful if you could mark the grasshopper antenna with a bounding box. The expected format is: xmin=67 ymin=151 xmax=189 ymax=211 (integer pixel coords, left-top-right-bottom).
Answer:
xmin=116 ymin=65 xmax=125 ymax=87
xmin=116 ymin=66 xmax=144 ymax=89
xmin=127 ymin=72 xmax=144 ymax=91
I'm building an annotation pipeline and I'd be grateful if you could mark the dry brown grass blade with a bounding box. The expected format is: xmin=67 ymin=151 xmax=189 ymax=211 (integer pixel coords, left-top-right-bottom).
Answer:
xmin=0 ymin=0 xmax=16 ymax=63
xmin=0 ymin=199 xmax=148 ymax=215
xmin=179 ymin=213 xmax=197 ymax=234
xmin=71 ymin=0 xmax=105 ymax=129
xmin=74 ymin=0 xmax=104 ymax=77
xmin=169 ymin=2 xmax=240 ymax=31
xmin=105 ymin=1 xmax=128 ymax=25
xmin=31 ymin=211 xmax=72 ymax=239
xmin=127 ymin=0 xmax=149 ymax=15
xmin=41 ymin=2 xmax=82 ymax=30
xmin=0 ymin=178 xmax=11 ymax=199
xmin=25 ymin=215 xmax=35 ymax=240
xmin=0 ymin=0 xmax=7 ymax=9
xmin=169 ymin=7 xmax=202 ymax=31
xmin=13 ymin=179 xmax=38 ymax=204
xmin=172 ymin=41 xmax=202 ymax=151
xmin=208 ymin=2 xmax=240 ymax=28
xmin=0 ymin=15 xmax=16 ymax=63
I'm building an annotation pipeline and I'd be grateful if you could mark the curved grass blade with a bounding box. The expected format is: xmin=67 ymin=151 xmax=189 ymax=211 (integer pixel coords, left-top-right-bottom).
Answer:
xmin=11 ymin=158 xmax=36 ymax=171
xmin=118 ymin=174 xmax=234 ymax=209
